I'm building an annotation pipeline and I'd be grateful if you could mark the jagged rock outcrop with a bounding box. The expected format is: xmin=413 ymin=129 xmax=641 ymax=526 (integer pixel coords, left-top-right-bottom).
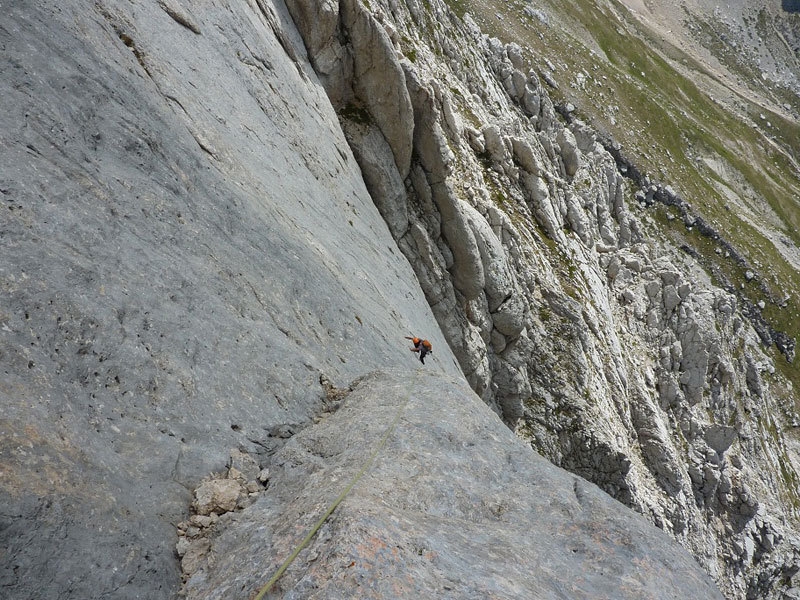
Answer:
xmin=285 ymin=0 xmax=800 ymax=598
xmin=180 ymin=371 xmax=724 ymax=600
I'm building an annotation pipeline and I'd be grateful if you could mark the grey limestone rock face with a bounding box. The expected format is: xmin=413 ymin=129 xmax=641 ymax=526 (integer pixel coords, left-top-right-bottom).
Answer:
xmin=180 ymin=371 xmax=725 ymax=600
xmin=0 ymin=1 xmax=460 ymax=598
xmin=3 ymin=0 xmax=799 ymax=598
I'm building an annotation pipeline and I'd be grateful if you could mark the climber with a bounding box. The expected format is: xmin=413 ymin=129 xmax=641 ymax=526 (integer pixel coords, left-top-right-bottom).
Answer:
xmin=405 ymin=336 xmax=433 ymax=364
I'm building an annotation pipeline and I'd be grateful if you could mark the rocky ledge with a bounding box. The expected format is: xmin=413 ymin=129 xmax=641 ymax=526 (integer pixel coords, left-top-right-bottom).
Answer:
xmin=179 ymin=371 xmax=724 ymax=600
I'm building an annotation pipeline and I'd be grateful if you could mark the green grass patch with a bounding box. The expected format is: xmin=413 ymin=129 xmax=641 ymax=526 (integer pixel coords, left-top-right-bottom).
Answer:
xmin=339 ymin=102 xmax=372 ymax=125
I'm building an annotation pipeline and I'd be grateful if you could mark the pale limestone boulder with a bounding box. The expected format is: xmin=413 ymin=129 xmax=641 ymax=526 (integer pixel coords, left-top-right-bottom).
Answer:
xmin=341 ymin=0 xmax=414 ymax=177
xmin=565 ymin=190 xmax=592 ymax=244
xmin=663 ymin=284 xmax=682 ymax=314
xmin=569 ymin=119 xmax=598 ymax=153
xmin=556 ymin=126 xmax=581 ymax=177
xmin=460 ymin=203 xmax=527 ymax=339
xmin=192 ymin=479 xmax=242 ymax=516
xmin=439 ymin=196 xmax=485 ymax=301
xmin=491 ymin=328 xmax=508 ymax=353
xmin=521 ymin=172 xmax=561 ymax=237
xmin=462 ymin=203 xmax=512 ymax=309
xmin=506 ymin=42 xmax=524 ymax=69
xmin=521 ymin=75 xmax=543 ymax=117
xmin=180 ymin=539 xmax=211 ymax=578
xmin=438 ymin=84 xmax=463 ymax=142
xmin=342 ymin=118 xmax=409 ymax=239
xmin=705 ymin=424 xmax=738 ymax=455
xmin=492 ymin=293 xmax=528 ymax=338
xmin=227 ymin=449 xmax=261 ymax=483
xmin=465 ymin=125 xmax=486 ymax=154
xmin=284 ymin=0 xmax=352 ymax=105
xmin=403 ymin=64 xmax=453 ymax=185
xmin=510 ymin=136 xmax=545 ymax=175
xmin=482 ymin=124 xmax=512 ymax=171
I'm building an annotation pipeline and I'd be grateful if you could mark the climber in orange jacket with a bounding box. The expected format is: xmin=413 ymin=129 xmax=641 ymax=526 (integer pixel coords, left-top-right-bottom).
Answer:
xmin=405 ymin=336 xmax=433 ymax=364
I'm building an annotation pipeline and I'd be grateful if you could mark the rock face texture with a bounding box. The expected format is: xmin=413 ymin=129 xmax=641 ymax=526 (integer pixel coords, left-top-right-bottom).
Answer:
xmin=285 ymin=0 xmax=800 ymax=598
xmin=1 ymin=0 xmax=798 ymax=599
xmin=1 ymin=1 xmax=458 ymax=598
xmin=180 ymin=371 xmax=724 ymax=600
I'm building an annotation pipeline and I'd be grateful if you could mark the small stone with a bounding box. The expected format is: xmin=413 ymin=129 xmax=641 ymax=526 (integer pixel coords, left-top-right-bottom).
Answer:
xmin=181 ymin=539 xmax=211 ymax=576
xmin=193 ymin=479 xmax=242 ymax=515
xmin=185 ymin=526 xmax=201 ymax=538
xmin=228 ymin=449 xmax=261 ymax=482
xmin=190 ymin=514 xmax=213 ymax=528
xmin=176 ymin=536 xmax=192 ymax=558
xmin=621 ymin=289 xmax=636 ymax=304
xmin=663 ymin=285 xmax=681 ymax=312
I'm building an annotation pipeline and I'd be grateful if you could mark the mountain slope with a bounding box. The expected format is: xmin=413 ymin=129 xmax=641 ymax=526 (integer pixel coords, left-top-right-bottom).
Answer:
xmin=181 ymin=371 xmax=724 ymax=600
xmin=2 ymin=0 xmax=799 ymax=598
xmin=279 ymin=0 xmax=800 ymax=597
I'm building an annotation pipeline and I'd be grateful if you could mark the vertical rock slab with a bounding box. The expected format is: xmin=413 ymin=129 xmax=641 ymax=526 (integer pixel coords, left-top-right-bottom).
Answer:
xmin=0 ymin=1 xmax=462 ymax=599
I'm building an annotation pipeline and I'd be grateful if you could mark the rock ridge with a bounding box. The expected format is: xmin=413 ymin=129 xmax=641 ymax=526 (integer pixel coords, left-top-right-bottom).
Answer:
xmin=179 ymin=370 xmax=726 ymax=600
xmin=284 ymin=0 xmax=800 ymax=597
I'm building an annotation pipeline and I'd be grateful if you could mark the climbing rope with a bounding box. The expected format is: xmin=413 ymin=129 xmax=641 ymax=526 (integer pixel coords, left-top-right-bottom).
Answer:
xmin=253 ymin=380 xmax=414 ymax=600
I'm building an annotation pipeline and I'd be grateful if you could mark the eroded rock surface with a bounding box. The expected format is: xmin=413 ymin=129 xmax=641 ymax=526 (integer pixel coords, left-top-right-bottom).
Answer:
xmin=180 ymin=371 xmax=725 ymax=600
xmin=2 ymin=0 xmax=799 ymax=598
xmin=285 ymin=0 xmax=800 ymax=597
xmin=0 ymin=2 xmax=459 ymax=598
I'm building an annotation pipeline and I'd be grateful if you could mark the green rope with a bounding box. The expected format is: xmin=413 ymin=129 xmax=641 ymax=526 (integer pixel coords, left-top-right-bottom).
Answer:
xmin=253 ymin=387 xmax=412 ymax=600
